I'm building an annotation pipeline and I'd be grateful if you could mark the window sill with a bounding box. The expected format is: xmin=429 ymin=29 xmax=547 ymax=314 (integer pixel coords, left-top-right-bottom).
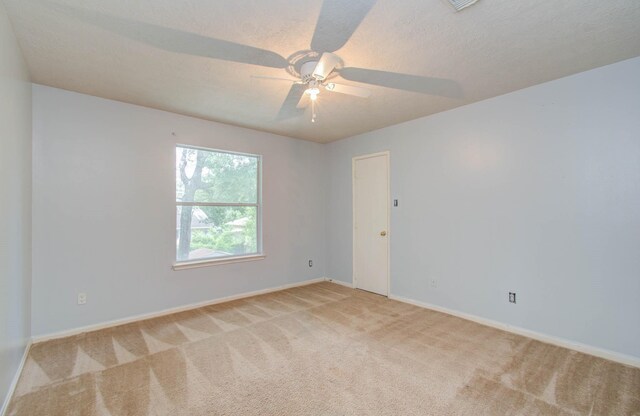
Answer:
xmin=172 ymin=254 xmax=266 ymax=271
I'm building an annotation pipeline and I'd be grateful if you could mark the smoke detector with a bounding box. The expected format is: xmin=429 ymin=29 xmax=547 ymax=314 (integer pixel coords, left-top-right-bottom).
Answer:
xmin=447 ymin=0 xmax=480 ymax=11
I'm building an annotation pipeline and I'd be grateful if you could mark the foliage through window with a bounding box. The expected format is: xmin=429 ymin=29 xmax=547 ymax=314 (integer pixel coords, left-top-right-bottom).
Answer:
xmin=176 ymin=145 xmax=261 ymax=262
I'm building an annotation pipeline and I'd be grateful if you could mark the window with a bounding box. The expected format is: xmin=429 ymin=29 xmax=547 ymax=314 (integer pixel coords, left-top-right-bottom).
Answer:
xmin=175 ymin=145 xmax=261 ymax=265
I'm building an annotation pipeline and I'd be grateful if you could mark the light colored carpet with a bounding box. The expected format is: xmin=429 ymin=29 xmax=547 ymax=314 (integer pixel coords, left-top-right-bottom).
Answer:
xmin=7 ymin=282 xmax=640 ymax=415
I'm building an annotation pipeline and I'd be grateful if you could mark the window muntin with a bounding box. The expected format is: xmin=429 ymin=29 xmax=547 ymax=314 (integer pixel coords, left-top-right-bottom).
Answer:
xmin=176 ymin=145 xmax=261 ymax=263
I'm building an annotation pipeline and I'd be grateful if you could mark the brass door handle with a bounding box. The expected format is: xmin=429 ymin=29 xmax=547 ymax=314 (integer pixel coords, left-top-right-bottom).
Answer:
xmin=380 ymin=231 xmax=387 ymax=236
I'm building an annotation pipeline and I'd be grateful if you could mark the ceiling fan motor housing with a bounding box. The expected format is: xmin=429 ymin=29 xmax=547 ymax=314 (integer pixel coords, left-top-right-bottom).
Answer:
xmin=300 ymin=60 xmax=321 ymax=83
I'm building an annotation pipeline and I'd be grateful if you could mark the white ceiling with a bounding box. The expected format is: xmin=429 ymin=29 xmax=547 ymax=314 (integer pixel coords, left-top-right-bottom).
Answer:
xmin=4 ymin=0 xmax=640 ymax=143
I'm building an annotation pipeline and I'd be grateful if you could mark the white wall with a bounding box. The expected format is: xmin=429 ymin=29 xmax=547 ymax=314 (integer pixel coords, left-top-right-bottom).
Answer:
xmin=326 ymin=57 xmax=640 ymax=360
xmin=32 ymin=85 xmax=327 ymax=337
xmin=0 ymin=2 xmax=32 ymax=410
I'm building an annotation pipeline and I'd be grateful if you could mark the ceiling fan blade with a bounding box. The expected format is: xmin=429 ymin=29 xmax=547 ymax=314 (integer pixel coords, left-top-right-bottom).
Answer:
xmin=45 ymin=2 xmax=288 ymax=69
xmin=339 ymin=67 xmax=463 ymax=98
xmin=296 ymin=94 xmax=309 ymax=110
xmin=251 ymin=75 xmax=302 ymax=83
xmin=310 ymin=0 xmax=377 ymax=53
xmin=324 ymin=82 xmax=371 ymax=98
xmin=276 ymin=84 xmax=307 ymax=120
xmin=313 ymin=53 xmax=342 ymax=81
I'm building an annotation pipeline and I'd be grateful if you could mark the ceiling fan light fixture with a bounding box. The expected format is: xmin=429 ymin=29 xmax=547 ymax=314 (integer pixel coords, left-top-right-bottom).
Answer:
xmin=446 ymin=0 xmax=480 ymax=12
xmin=305 ymin=87 xmax=320 ymax=100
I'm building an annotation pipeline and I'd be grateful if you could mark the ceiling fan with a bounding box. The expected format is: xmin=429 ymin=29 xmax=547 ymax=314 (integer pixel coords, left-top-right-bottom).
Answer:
xmin=46 ymin=0 xmax=463 ymax=122
xmin=254 ymin=53 xmax=373 ymax=122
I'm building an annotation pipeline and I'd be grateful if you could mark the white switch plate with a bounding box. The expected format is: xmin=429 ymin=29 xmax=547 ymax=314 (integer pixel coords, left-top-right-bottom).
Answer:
xmin=430 ymin=279 xmax=438 ymax=288
xmin=77 ymin=292 xmax=87 ymax=305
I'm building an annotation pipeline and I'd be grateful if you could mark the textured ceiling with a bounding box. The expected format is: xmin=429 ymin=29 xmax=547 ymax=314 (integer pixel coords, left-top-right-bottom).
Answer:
xmin=4 ymin=0 xmax=640 ymax=142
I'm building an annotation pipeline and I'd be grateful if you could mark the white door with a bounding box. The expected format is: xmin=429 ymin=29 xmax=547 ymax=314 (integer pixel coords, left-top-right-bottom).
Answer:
xmin=353 ymin=152 xmax=390 ymax=296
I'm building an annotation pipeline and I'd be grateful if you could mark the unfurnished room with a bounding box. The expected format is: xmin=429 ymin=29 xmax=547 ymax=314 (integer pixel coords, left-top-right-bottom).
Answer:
xmin=1 ymin=0 xmax=639 ymax=415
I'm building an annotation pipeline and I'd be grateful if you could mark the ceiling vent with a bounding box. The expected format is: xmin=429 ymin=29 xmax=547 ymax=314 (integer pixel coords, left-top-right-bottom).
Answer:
xmin=447 ymin=0 xmax=480 ymax=11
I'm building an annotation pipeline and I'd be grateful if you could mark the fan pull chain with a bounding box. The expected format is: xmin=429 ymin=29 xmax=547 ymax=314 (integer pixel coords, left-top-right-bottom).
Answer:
xmin=311 ymin=99 xmax=317 ymax=123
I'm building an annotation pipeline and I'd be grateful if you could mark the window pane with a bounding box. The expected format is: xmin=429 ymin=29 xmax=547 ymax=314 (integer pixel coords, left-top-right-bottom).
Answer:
xmin=176 ymin=146 xmax=258 ymax=204
xmin=176 ymin=205 xmax=258 ymax=261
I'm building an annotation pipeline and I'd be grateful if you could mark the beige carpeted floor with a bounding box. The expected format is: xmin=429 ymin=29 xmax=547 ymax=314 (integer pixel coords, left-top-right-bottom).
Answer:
xmin=7 ymin=282 xmax=640 ymax=415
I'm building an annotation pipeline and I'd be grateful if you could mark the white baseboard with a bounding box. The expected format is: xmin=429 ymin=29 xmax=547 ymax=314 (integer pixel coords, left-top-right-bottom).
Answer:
xmin=32 ymin=278 xmax=325 ymax=344
xmin=26 ymin=276 xmax=639 ymax=374
xmin=388 ymin=293 xmax=640 ymax=369
xmin=1 ymin=339 xmax=32 ymax=416
xmin=324 ymin=278 xmax=354 ymax=288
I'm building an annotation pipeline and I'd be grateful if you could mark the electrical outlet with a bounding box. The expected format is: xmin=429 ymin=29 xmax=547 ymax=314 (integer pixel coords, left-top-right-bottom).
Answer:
xmin=308 ymin=260 xmax=313 ymax=267
xmin=509 ymin=292 xmax=516 ymax=304
xmin=77 ymin=292 xmax=87 ymax=305
xmin=430 ymin=279 xmax=438 ymax=288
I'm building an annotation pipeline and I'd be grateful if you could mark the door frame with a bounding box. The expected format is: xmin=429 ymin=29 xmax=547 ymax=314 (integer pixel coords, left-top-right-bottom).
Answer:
xmin=352 ymin=150 xmax=391 ymax=296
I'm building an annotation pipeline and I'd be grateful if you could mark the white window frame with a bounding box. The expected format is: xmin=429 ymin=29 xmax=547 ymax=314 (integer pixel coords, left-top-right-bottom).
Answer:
xmin=173 ymin=144 xmax=263 ymax=270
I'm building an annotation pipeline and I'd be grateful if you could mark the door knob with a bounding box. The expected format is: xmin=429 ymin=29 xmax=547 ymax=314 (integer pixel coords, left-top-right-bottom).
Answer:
xmin=380 ymin=231 xmax=387 ymax=236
